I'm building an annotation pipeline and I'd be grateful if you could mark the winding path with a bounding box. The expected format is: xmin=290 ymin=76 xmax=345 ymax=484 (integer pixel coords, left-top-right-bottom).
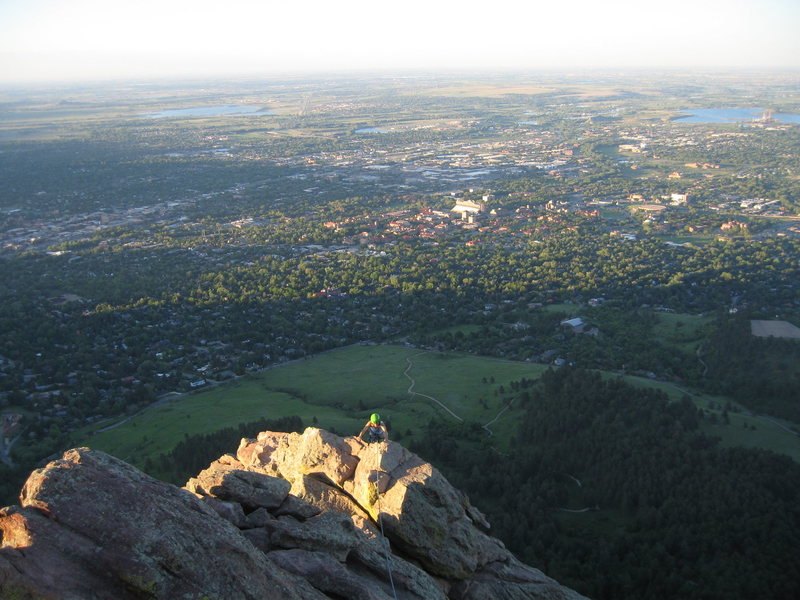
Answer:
xmin=558 ymin=474 xmax=599 ymax=513
xmin=559 ymin=506 xmax=600 ymax=513
xmin=482 ymin=401 xmax=513 ymax=436
xmin=403 ymin=352 xmax=463 ymax=422
xmin=402 ymin=350 xmax=517 ymax=436
xmin=756 ymin=415 xmax=799 ymax=436
xmin=696 ymin=344 xmax=709 ymax=377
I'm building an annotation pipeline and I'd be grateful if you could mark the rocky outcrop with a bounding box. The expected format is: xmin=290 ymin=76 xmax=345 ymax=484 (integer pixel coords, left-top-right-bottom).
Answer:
xmin=0 ymin=448 xmax=326 ymax=600
xmin=1 ymin=428 xmax=587 ymax=600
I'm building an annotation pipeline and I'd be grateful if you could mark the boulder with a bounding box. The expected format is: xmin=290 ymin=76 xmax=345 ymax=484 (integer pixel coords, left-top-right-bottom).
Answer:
xmin=263 ymin=511 xmax=362 ymax=561
xmin=347 ymin=538 xmax=451 ymax=600
xmin=240 ymin=427 xmax=359 ymax=486
xmin=185 ymin=458 xmax=291 ymax=509
xmin=273 ymin=490 xmax=323 ymax=520
xmin=289 ymin=473 xmax=373 ymax=524
xmin=200 ymin=495 xmax=248 ymax=528
xmin=452 ymin=558 xmax=588 ymax=600
xmin=243 ymin=506 xmax=275 ymax=528
xmin=1 ymin=448 xmax=327 ymax=600
xmin=1 ymin=505 xmax=121 ymax=600
xmin=270 ymin=548 xmax=398 ymax=600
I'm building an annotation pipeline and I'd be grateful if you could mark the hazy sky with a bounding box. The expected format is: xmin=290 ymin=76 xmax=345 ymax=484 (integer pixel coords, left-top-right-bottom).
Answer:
xmin=1 ymin=0 xmax=798 ymax=83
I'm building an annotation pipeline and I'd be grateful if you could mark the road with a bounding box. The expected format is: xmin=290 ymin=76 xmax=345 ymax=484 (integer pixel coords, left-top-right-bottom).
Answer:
xmin=95 ymin=392 xmax=184 ymax=433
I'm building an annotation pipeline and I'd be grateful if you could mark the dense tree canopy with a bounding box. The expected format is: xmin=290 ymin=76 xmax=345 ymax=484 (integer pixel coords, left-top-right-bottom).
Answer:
xmin=411 ymin=368 xmax=800 ymax=600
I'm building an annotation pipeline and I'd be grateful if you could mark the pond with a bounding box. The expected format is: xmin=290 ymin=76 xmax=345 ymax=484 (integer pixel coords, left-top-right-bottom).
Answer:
xmin=675 ymin=108 xmax=800 ymax=124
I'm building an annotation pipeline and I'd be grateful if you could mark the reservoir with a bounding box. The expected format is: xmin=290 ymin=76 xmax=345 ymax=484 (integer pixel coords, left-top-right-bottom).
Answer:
xmin=143 ymin=105 xmax=273 ymax=119
xmin=355 ymin=127 xmax=390 ymax=133
xmin=675 ymin=108 xmax=800 ymax=124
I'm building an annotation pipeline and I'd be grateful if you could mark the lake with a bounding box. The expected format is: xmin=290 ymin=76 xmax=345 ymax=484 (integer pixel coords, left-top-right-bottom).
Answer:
xmin=142 ymin=105 xmax=273 ymax=119
xmin=355 ymin=127 xmax=390 ymax=133
xmin=675 ymin=108 xmax=800 ymax=124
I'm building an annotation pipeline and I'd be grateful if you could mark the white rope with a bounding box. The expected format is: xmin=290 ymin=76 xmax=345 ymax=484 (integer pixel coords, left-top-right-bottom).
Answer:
xmin=373 ymin=445 xmax=399 ymax=600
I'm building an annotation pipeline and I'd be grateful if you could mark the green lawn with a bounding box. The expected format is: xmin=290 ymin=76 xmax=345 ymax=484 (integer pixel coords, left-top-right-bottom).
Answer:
xmin=597 ymin=206 xmax=632 ymax=222
xmin=540 ymin=303 xmax=575 ymax=315
xmin=655 ymin=234 xmax=716 ymax=245
xmin=257 ymin=345 xmax=549 ymax=443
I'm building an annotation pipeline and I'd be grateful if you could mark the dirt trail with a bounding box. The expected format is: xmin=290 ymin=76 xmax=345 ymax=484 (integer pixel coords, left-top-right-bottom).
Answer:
xmin=482 ymin=401 xmax=513 ymax=436
xmin=402 ymin=351 xmax=514 ymax=435
xmin=403 ymin=352 xmax=463 ymax=422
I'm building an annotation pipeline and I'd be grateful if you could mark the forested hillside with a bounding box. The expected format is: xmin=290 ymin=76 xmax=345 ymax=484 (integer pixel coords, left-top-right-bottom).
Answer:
xmin=412 ymin=368 xmax=800 ymax=600
xmin=703 ymin=315 xmax=800 ymax=422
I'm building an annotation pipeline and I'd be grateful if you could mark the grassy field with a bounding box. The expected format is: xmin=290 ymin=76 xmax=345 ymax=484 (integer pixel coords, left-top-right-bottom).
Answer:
xmin=621 ymin=376 xmax=800 ymax=461
xmin=72 ymin=387 xmax=350 ymax=468
xmin=74 ymin=345 xmax=549 ymax=465
xmin=73 ymin=344 xmax=800 ymax=470
xmin=650 ymin=311 xmax=713 ymax=354
xmin=702 ymin=412 xmax=800 ymax=459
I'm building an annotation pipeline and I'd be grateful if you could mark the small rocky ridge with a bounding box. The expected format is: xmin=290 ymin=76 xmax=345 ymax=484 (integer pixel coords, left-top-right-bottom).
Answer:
xmin=1 ymin=427 xmax=587 ymax=600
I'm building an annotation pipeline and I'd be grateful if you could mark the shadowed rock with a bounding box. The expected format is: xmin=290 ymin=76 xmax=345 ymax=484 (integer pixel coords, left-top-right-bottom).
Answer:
xmin=1 ymin=430 xmax=587 ymax=600
xmin=1 ymin=448 xmax=326 ymax=600
xmin=185 ymin=456 xmax=291 ymax=509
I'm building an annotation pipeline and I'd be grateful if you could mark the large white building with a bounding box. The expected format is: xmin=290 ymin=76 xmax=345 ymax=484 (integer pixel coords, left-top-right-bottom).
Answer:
xmin=451 ymin=199 xmax=486 ymax=215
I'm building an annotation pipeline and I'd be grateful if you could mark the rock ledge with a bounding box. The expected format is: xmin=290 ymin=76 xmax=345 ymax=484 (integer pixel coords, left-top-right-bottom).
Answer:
xmin=1 ymin=428 xmax=587 ymax=600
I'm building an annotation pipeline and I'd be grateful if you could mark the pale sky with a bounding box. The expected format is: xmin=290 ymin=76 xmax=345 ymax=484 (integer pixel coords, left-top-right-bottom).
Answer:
xmin=0 ymin=0 xmax=798 ymax=83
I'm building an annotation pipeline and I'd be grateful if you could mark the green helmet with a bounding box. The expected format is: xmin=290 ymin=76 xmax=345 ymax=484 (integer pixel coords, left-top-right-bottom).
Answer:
xmin=370 ymin=413 xmax=380 ymax=424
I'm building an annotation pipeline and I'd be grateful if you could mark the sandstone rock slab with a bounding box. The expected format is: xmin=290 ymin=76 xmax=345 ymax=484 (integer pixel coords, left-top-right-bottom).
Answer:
xmin=3 ymin=448 xmax=328 ymax=600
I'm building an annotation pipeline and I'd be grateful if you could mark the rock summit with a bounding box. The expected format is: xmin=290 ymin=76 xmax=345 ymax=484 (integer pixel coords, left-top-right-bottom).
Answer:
xmin=1 ymin=427 xmax=586 ymax=599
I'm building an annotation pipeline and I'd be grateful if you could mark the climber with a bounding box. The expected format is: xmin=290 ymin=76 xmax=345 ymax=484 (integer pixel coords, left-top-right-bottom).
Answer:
xmin=357 ymin=413 xmax=389 ymax=444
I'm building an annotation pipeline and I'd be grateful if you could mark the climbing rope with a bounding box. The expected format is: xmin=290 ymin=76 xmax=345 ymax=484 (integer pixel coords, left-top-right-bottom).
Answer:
xmin=372 ymin=444 xmax=399 ymax=600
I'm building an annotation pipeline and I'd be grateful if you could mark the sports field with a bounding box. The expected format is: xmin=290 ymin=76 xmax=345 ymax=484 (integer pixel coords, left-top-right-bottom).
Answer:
xmin=751 ymin=320 xmax=800 ymax=339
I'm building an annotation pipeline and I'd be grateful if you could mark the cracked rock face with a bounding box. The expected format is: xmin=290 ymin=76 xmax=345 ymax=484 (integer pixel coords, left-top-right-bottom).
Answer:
xmin=0 ymin=448 xmax=326 ymax=600
xmin=0 ymin=428 xmax=587 ymax=600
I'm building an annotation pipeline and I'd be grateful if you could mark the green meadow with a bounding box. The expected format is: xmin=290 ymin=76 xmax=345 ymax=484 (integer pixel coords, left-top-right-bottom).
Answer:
xmin=650 ymin=311 xmax=713 ymax=354
xmin=74 ymin=344 xmax=799 ymax=471
xmin=74 ymin=345 xmax=549 ymax=467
